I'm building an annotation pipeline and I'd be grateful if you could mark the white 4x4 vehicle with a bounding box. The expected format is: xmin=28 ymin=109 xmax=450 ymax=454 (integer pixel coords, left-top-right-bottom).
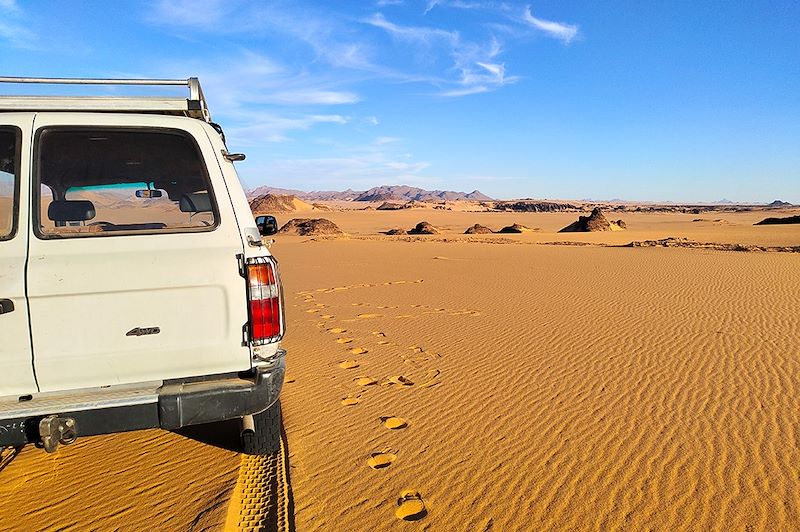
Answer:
xmin=0 ymin=77 xmax=285 ymax=454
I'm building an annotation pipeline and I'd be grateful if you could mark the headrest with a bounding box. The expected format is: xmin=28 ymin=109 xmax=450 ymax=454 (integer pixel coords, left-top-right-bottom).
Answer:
xmin=48 ymin=200 xmax=96 ymax=222
xmin=179 ymin=192 xmax=212 ymax=213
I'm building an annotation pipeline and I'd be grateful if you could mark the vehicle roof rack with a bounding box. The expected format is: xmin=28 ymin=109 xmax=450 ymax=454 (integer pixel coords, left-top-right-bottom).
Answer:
xmin=0 ymin=76 xmax=211 ymax=122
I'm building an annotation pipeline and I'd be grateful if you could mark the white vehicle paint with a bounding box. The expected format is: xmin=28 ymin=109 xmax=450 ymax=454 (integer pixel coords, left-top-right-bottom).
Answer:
xmin=0 ymin=78 xmax=286 ymax=454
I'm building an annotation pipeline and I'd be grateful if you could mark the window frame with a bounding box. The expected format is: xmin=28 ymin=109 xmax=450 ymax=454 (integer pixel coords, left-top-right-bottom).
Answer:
xmin=32 ymin=125 xmax=221 ymax=240
xmin=0 ymin=126 xmax=22 ymax=242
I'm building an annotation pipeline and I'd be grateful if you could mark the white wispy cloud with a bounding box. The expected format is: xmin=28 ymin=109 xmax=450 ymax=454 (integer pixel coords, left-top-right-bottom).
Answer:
xmin=249 ymin=154 xmax=434 ymax=189
xmin=238 ymin=134 xmax=435 ymax=190
xmin=365 ymin=13 xmax=518 ymax=97
xmin=424 ymin=0 xmax=484 ymax=14
xmin=365 ymin=116 xmax=380 ymax=126
xmin=225 ymin=113 xmax=350 ymax=145
xmin=149 ymin=0 xmax=378 ymax=71
xmin=439 ymin=85 xmax=490 ymax=97
xmin=0 ymin=0 xmax=20 ymax=13
xmin=365 ymin=13 xmax=458 ymax=46
xmin=522 ymin=6 xmax=579 ymax=44
xmin=262 ymin=90 xmax=360 ymax=106
xmin=146 ymin=1 xmax=578 ymax=101
xmin=0 ymin=0 xmax=36 ymax=48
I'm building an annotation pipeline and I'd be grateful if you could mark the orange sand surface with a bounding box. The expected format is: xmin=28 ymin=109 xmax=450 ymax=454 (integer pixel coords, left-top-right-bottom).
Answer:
xmin=0 ymin=208 xmax=797 ymax=531
xmin=0 ymin=426 xmax=240 ymax=530
xmin=276 ymin=209 xmax=800 ymax=530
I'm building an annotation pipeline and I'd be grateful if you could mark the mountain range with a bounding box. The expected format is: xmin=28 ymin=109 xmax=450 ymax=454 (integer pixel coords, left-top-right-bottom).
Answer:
xmin=247 ymin=185 xmax=492 ymax=202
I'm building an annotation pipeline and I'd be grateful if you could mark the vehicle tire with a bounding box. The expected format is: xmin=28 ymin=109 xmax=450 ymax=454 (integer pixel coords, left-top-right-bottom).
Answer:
xmin=241 ymin=401 xmax=282 ymax=456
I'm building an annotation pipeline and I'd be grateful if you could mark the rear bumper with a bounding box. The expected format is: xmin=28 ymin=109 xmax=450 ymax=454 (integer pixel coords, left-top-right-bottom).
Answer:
xmin=159 ymin=352 xmax=285 ymax=429
xmin=0 ymin=349 xmax=285 ymax=447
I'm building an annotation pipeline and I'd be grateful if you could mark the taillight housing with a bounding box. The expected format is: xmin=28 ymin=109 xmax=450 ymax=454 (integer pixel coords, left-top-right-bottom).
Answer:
xmin=246 ymin=256 xmax=284 ymax=345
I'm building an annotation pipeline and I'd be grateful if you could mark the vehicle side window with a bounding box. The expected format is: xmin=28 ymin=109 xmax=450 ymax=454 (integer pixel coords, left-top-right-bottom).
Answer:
xmin=35 ymin=128 xmax=218 ymax=238
xmin=0 ymin=128 xmax=18 ymax=240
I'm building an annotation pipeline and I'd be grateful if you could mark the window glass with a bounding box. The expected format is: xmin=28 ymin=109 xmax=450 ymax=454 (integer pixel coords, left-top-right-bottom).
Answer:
xmin=0 ymin=129 xmax=17 ymax=239
xmin=36 ymin=128 xmax=217 ymax=237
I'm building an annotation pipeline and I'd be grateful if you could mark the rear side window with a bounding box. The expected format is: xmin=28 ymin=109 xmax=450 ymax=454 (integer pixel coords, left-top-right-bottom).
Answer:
xmin=35 ymin=128 xmax=218 ymax=238
xmin=0 ymin=128 xmax=19 ymax=240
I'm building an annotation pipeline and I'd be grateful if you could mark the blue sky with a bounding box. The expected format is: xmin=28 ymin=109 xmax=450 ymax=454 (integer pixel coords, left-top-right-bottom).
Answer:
xmin=1 ymin=0 xmax=798 ymax=202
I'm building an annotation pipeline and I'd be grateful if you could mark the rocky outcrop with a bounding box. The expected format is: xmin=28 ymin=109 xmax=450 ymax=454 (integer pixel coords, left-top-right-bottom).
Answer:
xmin=408 ymin=221 xmax=439 ymax=235
xmin=464 ymin=224 xmax=493 ymax=234
xmin=498 ymin=223 xmax=536 ymax=233
xmin=249 ymin=194 xmax=313 ymax=213
xmin=376 ymin=202 xmax=405 ymax=210
xmin=559 ymin=208 xmax=626 ymax=232
xmin=278 ymin=218 xmax=344 ymax=236
xmin=490 ymin=201 xmax=579 ymax=212
xmin=755 ymin=215 xmax=800 ymax=225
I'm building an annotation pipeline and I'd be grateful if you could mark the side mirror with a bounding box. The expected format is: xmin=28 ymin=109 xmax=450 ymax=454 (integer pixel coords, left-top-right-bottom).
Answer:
xmin=255 ymin=215 xmax=278 ymax=236
xmin=136 ymin=189 xmax=163 ymax=198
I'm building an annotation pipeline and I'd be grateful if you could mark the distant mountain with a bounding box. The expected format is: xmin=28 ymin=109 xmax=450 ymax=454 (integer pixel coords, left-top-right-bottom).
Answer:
xmin=248 ymin=186 xmax=360 ymax=201
xmin=247 ymin=185 xmax=492 ymax=202
xmin=767 ymin=199 xmax=793 ymax=208
xmin=714 ymin=198 xmax=735 ymax=204
xmin=354 ymin=185 xmax=491 ymax=202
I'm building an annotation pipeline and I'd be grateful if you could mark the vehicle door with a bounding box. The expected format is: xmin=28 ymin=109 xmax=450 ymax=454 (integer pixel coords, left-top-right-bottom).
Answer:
xmin=26 ymin=114 xmax=251 ymax=392
xmin=0 ymin=114 xmax=38 ymax=396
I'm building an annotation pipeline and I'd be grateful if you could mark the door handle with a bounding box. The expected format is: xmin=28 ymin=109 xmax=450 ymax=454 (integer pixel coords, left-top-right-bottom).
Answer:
xmin=0 ymin=299 xmax=14 ymax=314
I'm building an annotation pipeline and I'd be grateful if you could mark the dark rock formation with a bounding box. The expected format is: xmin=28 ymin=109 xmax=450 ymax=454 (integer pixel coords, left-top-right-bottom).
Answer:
xmin=559 ymin=208 xmax=626 ymax=232
xmin=755 ymin=215 xmax=800 ymax=225
xmin=464 ymin=224 xmax=493 ymax=234
xmin=278 ymin=218 xmax=344 ymax=236
xmin=498 ymin=223 xmax=535 ymax=233
xmin=408 ymin=221 xmax=439 ymax=235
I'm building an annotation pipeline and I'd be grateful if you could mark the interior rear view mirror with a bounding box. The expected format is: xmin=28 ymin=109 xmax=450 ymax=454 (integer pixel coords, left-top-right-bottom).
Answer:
xmin=136 ymin=189 xmax=163 ymax=198
xmin=256 ymin=215 xmax=278 ymax=236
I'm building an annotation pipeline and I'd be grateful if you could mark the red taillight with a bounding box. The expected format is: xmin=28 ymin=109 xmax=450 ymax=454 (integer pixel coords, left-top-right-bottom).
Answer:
xmin=246 ymin=258 xmax=283 ymax=344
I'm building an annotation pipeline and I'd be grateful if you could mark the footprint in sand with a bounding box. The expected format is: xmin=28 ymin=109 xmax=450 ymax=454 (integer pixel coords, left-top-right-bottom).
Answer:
xmin=418 ymin=370 xmax=441 ymax=388
xmin=381 ymin=375 xmax=414 ymax=387
xmin=327 ymin=327 xmax=346 ymax=334
xmin=367 ymin=451 xmax=397 ymax=470
xmin=305 ymin=309 xmax=320 ymax=313
xmin=336 ymin=337 xmax=354 ymax=344
xmin=338 ymin=360 xmax=360 ymax=369
xmin=355 ymin=376 xmax=378 ymax=386
xmin=315 ymin=303 xmax=326 ymax=308
xmin=381 ymin=416 xmax=408 ymax=429
xmin=357 ymin=313 xmax=382 ymax=319
xmin=395 ymin=490 xmax=427 ymax=521
xmin=350 ymin=347 xmax=368 ymax=355
xmin=321 ymin=315 xmax=334 ymax=320
xmin=372 ymin=331 xmax=386 ymax=337
xmin=377 ymin=341 xmax=390 ymax=345
xmin=341 ymin=396 xmax=360 ymax=406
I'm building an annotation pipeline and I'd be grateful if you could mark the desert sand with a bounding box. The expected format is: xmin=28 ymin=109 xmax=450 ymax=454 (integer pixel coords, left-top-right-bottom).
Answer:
xmin=1 ymin=205 xmax=799 ymax=530
xmin=276 ymin=206 xmax=800 ymax=530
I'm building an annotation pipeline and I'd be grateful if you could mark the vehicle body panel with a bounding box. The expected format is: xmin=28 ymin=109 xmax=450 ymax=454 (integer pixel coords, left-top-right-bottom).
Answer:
xmin=25 ymin=113 xmax=254 ymax=392
xmin=0 ymin=113 xmax=37 ymax=396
